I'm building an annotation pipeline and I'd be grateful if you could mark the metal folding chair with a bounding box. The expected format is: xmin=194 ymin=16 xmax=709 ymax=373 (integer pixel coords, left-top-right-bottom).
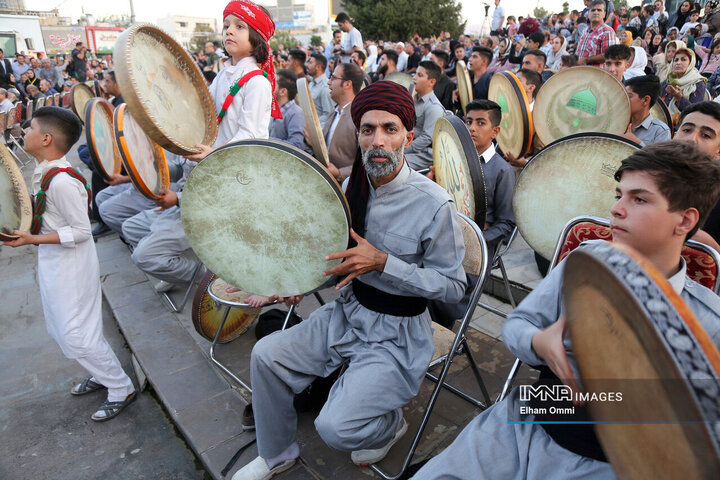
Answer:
xmin=496 ymin=215 xmax=720 ymax=402
xmin=155 ymin=259 xmax=205 ymax=313
xmin=36 ymin=96 xmax=46 ymax=108
xmin=4 ymin=105 xmax=32 ymax=168
xmin=370 ymin=212 xmax=491 ymax=479
xmin=476 ymin=226 xmax=519 ymax=316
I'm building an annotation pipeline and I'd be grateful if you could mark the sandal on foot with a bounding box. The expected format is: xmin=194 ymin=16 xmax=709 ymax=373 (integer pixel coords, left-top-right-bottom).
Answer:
xmin=71 ymin=377 xmax=106 ymax=396
xmin=91 ymin=391 xmax=137 ymax=422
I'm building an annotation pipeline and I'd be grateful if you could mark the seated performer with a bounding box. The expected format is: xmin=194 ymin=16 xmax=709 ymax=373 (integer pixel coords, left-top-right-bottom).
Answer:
xmin=412 ymin=141 xmax=720 ymax=479
xmin=269 ymin=69 xmax=309 ymax=152
xmin=515 ymin=68 xmax=541 ymax=111
xmin=231 ymin=81 xmax=467 ymax=480
xmin=622 ymin=74 xmax=671 ymax=147
xmin=4 ymin=107 xmax=136 ymax=421
xmin=405 ymin=61 xmax=447 ymax=170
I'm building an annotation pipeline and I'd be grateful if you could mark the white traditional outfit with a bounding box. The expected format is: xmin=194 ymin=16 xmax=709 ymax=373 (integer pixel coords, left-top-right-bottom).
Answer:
xmin=32 ymin=158 xmax=135 ymax=402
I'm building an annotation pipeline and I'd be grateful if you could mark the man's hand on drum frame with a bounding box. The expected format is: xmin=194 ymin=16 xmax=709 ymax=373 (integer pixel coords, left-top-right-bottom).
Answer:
xmin=531 ymin=315 xmax=584 ymax=405
xmin=154 ymin=189 xmax=178 ymax=211
xmin=104 ymin=173 xmax=131 ymax=186
xmin=322 ymin=229 xmax=389 ymax=289
xmin=185 ymin=144 xmax=216 ymax=162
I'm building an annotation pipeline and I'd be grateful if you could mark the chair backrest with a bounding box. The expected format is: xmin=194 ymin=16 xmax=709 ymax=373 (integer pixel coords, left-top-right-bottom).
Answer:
xmin=25 ymin=100 xmax=33 ymax=120
xmin=5 ymin=106 xmax=15 ymax=127
xmin=61 ymin=92 xmax=70 ymax=107
xmin=458 ymin=213 xmax=488 ymax=278
xmin=14 ymin=103 xmax=22 ymax=124
xmin=0 ymin=112 xmax=7 ymax=132
xmin=551 ymin=215 xmax=720 ymax=292
xmin=54 ymin=93 xmax=60 ymax=104
xmin=36 ymin=97 xmax=45 ymax=108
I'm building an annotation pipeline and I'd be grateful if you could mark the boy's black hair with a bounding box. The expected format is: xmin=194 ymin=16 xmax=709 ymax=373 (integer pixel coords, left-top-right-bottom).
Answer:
xmin=624 ymin=74 xmax=661 ymax=108
xmin=310 ymin=52 xmax=328 ymax=70
xmin=604 ymin=44 xmax=632 ymax=60
xmin=418 ymin=60 xmax=441 ymax=82
xmin=275 ymin=69 xmax=298 ymax=100
xmin=679 ymin=100 xmax=720 ymax=125
xmin=32 ymin=106 xmax=82 ymax=155
xmin=470 ymin=46 xmax=493 ymax=65
xmin=431 ymin=49 xmax=449 ymax=67
xmin=516 ymin=69 xmax=542 ymax=99
xmin=465 ymin=99 xmax=502 ymax=127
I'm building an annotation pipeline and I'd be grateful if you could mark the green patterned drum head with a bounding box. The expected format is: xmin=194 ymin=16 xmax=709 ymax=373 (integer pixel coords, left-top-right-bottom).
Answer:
xmin=512 ymin=133 xmax=638 ymax=259
xmin=489 ymin=71 xmax=533 ymax=158
xmin=533 ymin=67 xmax=631 ymax=146
xmin=181 ymin=140 xmax=350 ymax=296
xmin=0 ymin=143 xmax=32 ymax=241
xmin=432 ymin=116 xmax=487 ymax=226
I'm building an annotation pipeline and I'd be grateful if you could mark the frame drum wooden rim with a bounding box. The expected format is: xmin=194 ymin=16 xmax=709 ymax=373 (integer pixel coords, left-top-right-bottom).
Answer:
xmin=650 ymin=99 xmax=673 ymax=130
xmin=191 ymin=270 xmax=260 ymax=343
xmin=69 ymin=83 xmax=95 ymax=123
xmin=513 ymin=132 xmax=639 ymax=259
xmin=85 ymin=98 xmax=121 ymax=181
xmin=114 ymin=23 xmax=218 ymax=155
xmin=456 ymin=60 xmax=473 ymax=114
xmin=181 ymin=139 xmax=351 ymax=297
xmin=296 ymin=77 xmax=330 ymax=166
xmin=0 ymin=142 xmax=32 ymax=241
xmin=533 ymin=66 xmax=631 ymax=146
xmin=432 ymin=115 xmax=487 ymax=226
xmin=564 ymin=241 xmax=720 ymax=480
xmin=489 ymin=71 xmax=534 ymax=158
xmin=113 ymin=103 xmax=170 ymax=200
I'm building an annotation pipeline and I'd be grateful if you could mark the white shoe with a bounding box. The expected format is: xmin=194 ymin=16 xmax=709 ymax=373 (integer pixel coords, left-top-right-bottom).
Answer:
xmin=351 ymin=413 xmax=408 ymax=466
xmin=231 ymin=456 xmax=295 ymax=480
xmin=154 ymin=280 xmax=175 ymax=293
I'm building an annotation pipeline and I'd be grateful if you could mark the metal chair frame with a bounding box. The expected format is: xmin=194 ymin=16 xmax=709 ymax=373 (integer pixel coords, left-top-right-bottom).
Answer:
xmin=4 ymin=104 xmax=33 ymax=168
xmin=496 ymin=215 xmax=720 ymax=402
xmin=370 ymin=212 xmax=491 ymax=480
xmin=205 ymin=277 xmax=297 ymax=395
xmin=476 ymin=226 xmax=519 ymax=316
xmin=155 ymin=260 xmax=205 ymax=313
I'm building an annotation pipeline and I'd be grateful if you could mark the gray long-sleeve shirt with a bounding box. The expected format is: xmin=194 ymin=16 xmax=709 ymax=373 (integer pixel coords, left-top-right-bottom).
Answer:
xmin=405 ymin=91 xmax=447 ymax=170
xmin=308 ymin=73 xmax=334 ymax=127
xmin=479 ymin=144 xmax=516 ymax=245
xmin=354 ymin=162 xmax=467 ymax=303
xmin=632 ymin=113 xmax=671 ymax=146
xmin=269 ymin=100 xmax=310 ymax=153
xmin=502 ymin=240 xmax=720 ymax=372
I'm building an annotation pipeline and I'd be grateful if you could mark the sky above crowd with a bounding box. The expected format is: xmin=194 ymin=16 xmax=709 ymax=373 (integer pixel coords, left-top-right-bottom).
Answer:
xmin=26 ymin=0 xmax=586 ymax=33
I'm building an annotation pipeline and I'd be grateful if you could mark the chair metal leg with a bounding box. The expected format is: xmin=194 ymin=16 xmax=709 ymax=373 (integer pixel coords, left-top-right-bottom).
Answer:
xmin=209 ymin=305 xmax=253 ymax=394
xmin=497 ymin=357 xmax=522 ymax=402
xmin=157 ymin=262 xmax=203 ymax=313
xmin=463 ymin=339 xmax=491 ymax=406
xmin=497 ymin=256 xmax=517 ymax=308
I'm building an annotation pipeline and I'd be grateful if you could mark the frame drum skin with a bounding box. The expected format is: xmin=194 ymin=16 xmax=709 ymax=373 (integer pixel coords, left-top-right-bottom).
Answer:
xmin=181 ymin=140 xmax=351 ymax=297
xmin=191 ymin=270 xmax=260 ymax=343
xmin=456 ymin=60 xmax=473 ymax=113
xmin=69 ymin=83 xmax=95 ymax=123
xmin=533 ymin=67 xmax=631 ymax=146
xmin=296 ymin=77 xmax=330 ymax=166
xmin=85 ymin=98 xmax=121 ymax=181
xmin=564 ymin=242 xmax=720 ymax=480
xmin=512 ymin=133 xmax=638 ymax=259
xmin=432 ymin=115 xmax=487 ymax=226
xmin=113 ymin=103 xmax=170 ymax=200
xmin=650 ymin=99 xmax=673 ymax=130
xmin=0 ymin=143 xmax=32 ymax=241
xmin=385 ymin=72 xmax=414 ymax=91
xmin=114 ymin=24 xmax=217 ymax=155
xmin=489 ymin=71 xmax=534 ymax=158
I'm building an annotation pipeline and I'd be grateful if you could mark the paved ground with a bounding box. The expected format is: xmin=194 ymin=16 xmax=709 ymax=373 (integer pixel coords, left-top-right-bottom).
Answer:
xmin=0 ymin=145 xmax=207 ymax=480
xmin=2 ymin=141 xmax=544 ymax=479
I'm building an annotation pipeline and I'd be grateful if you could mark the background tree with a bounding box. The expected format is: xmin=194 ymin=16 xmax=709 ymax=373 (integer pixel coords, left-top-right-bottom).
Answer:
xmin=344 ymin=0 xmax=465 ymax=41
xmin=562 ymin=2 xmax=570 ymax=14
xmin=310 ymin=35 xmax=322 ymax=47
xmin=270 ymin=31 xmax=300 ymax=51
xmin=189 ymin=23 xmax=217 ymax=53
xmin=533 ymin=7 xmax=549 ymax=19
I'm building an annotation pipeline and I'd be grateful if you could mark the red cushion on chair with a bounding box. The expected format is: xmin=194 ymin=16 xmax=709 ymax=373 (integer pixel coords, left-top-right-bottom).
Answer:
xmin=681 ymin=246 xmax=718 ymax=290
xmin=557 ymin=223 xmax=612 ymax=264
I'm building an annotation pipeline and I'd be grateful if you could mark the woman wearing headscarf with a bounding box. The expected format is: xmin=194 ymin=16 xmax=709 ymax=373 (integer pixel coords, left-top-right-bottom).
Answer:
xmin=624 ymin=46 xmax=649 ymax=80
xmin=546 ymin=34 xmax=568 ymax=70
xmin=621 ymin=29 xmax=634 ymax=46
xmin=366 ymin=44 xmax=378 ymax=73
xmin=649 ymin=33 xmax=663 ymax=57
xmin=487 ymin=37 xmax=513 ymax=73
xmin=668 ymin=0 xmax=693 ymax=31
xmin=654 ymin=39 xmax=684 ymax=83
xmin=696 ymin=38 xmax=720 ymax=78
xmin=660 ymin=46 xmax=707 ymax=121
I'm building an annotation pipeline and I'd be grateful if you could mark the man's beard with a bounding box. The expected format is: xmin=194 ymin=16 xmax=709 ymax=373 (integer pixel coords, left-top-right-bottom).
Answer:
xmin=379 ymin=64 xmax=388 ymax=76
xmin=361 ymin=139 xmax=405 ymax=178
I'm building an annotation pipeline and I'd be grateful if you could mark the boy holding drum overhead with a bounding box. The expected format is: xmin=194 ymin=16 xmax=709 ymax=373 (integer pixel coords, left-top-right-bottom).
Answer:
xmin=3 ymin=107 xmax=136 ymax=422
xmin=122 ymin=0 xmax=279 ymax=292
xmin=412 ymin=141 xmax=720 ymax=479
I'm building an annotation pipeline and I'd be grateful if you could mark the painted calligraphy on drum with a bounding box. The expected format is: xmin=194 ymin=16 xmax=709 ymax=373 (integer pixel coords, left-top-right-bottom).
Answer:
xmin=235 ymin=172 xmax=252 ymax=185
xmin=437 ymin=135 xmax=472 ymax=216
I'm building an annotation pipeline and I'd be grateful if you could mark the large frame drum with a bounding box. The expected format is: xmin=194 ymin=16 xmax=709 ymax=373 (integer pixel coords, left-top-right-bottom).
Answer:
xmin=69 ymin=83 xmax=95 ymax=123
xmin=114 ymin=23 xmax=217 ymax=155
xmin=0 ymin=143 xmax=32 ymax=241
xmin=456 ymin=60 xmax=473 ymax=114
xmin=85 ymin=98 xmax=121 ymax=181
xmin=564 ymin=241 xmax=720 ymax=480
xmin=296 ymin=77 xmax=330 ymax=166
xmin=181 ymin=140 xmax=351 ymax=297
xmin=512 ymin=133 xmax=638 ymax=259
xmin=432 ymin=115 xmax=487 ymax=226
xmin=533 ymin=67 xmax=631 ymax=147
xmin=489 ymin=71 xmax=534 ymax=158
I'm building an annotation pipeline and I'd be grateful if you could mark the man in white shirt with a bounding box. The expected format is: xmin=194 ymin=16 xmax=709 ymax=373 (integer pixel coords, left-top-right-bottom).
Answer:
xmin=0 ymin=88 xmax=13 ymax=112
xmin=396 ymin=42 xmax=409 ymax=72
xmin=306 ymin=53 xmax=334 ymax=127
xmin=336 ymin=12 xmax=363 ymax=63
xmin=491 ymin=0 xmax=505 ymax=34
